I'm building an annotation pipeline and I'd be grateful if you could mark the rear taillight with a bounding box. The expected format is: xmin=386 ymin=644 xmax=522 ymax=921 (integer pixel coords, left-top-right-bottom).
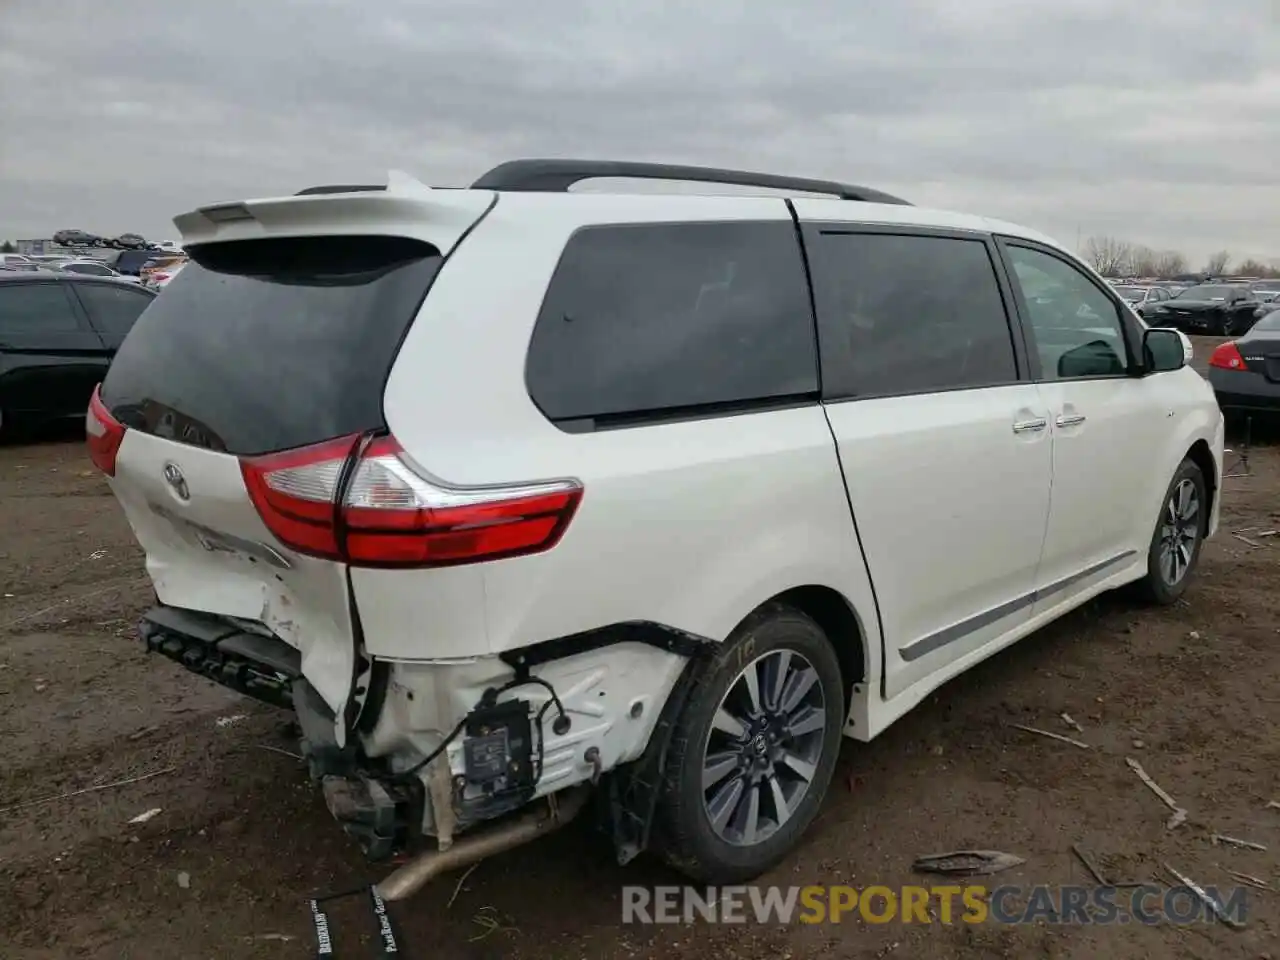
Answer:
xmin=1208 ymin=342 xmax=1245 ymax=370
xmin=240 ymin=434 xmax=583 ymax=568
xmin=85 ymin=384 xmax=126 ymax=476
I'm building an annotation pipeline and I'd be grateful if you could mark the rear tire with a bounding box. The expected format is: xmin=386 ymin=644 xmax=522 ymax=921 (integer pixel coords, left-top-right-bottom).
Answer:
xmin=656 ymin=603 xmax=845 ymax=884
xmin=1137 ymin=458 xmax=1207 ymax=605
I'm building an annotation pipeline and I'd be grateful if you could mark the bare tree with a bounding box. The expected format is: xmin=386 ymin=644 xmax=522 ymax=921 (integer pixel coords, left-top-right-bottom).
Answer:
xmin=1153 ymin=250 xmax=1188 ymax=278
xmin=1129 ymin=245 xmax=1158 ymax=277
xmin=1235 ymin=258 xmax=1268 ymax=277
xmin=1204 ymin=250 xmax=1231 ymax=275
xmin=1083 ymin=235 xmax=1133 ymax=276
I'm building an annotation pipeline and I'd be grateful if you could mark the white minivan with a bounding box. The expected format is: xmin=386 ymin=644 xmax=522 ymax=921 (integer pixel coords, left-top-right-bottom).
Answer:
xmin=88 ymin=160 xmax=1222 ymax=899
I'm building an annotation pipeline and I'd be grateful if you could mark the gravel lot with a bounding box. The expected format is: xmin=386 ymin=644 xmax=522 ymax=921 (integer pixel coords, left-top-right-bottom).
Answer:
xmin=2 ymin=337 xmax=1278 ymax=959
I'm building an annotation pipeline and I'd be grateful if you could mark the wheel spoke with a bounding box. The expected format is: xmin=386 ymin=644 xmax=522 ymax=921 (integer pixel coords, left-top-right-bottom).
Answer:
xmin=731 ymin=782 xmax=761 ymax=844
xmin=1180 ymin=498 xmax=1199 ymax=522
xmin=779 ymin=667 xmax=820 ymax=716
xmin=1176 ymin=482 xmax=1192 ymax=519
xmin=763 ymin=650 xmax=792 ymax=713
xmin=703 ymin=751 xmax=739 ymax=791
xmin=741 ymin=662 xmax=764 ymax=717
xmin=1177 ymin=541 xmax=1193 ymax=567
xmin=768 ymin=774 xmax=791 ymax=826
xmin=707 ymin=777 xmax=746 ymax=834
xmin=781 ymin=752 xmax=817 ymax=782
xmin=785 ymin=705 xmax=825 ymax=738
xmin=713 ymin=707 xmax=747 ymax=740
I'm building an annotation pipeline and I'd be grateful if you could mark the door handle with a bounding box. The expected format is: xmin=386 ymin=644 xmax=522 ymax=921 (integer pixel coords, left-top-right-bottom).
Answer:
xmin=1056 ymin=414 xmax=1087 ymax=427
xmin=1012 ymin=418 xmax=1048 ymax=434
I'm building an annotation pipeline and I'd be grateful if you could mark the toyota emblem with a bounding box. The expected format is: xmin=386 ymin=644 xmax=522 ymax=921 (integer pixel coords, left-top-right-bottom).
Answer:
xmin=163 ymin=462 xmax=190 ymax=501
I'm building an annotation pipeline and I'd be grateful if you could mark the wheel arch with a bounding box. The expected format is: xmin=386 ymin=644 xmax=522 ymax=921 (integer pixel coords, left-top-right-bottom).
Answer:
xmin=745 ymin=584 xmax=869 ymax=712
xmin=1184 ymin=438 xmax=1217 ymax=527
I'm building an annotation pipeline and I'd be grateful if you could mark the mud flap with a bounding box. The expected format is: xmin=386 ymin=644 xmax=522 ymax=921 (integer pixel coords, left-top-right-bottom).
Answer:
xmin=308 ymin=886 xmax=406 ymax=957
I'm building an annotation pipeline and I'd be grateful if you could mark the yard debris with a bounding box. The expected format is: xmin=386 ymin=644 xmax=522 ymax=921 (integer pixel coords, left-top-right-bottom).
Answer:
xmin=1010 ymin=723 xmax=1090 ymax=749
xmin=88 ymin=549 xmax=108 ymax=560
xmin=1233 ymin=534 xmax=1262 ymax=547
xmin=912 ymin=850 xmax=1025 ymax=877
xmin=1256 ymin=530 xmax=1278 ymax=538
xmin=1163 ymin=863 xmax=1245 ymax=930
xmin=1071 ymin=843 xmax=1146 ymax=889
xmin=215 ymin=713 xmax=249 ymax=728
xmin=257 ymin=744 xmax=303 ymax=761
xmin=1266 ymin=801 xmax=1280 ymax=811
xmin=1071 ymin=843 xmax=1108 ymax=884
xmin=1211 ymin=834 xmax=1267 ymax=852
xmin=177 ymin=871 xmax=191 ymax=890
xmin=1060 ymin=713 xmax=1084 ymax=733
xmin=1132 ymin=739 xmax=1146 ymax=749
xmin=245 ymin=934 xmax=295 ymax=943
xmin=447 ymin=862 xmax=482 ymax=909
xmin=0 ymin=766 xmax=177 ymax=815
xmin=1228 ymin=871 xmax=1271 ymax=891
xmin=1125 ymin=757 xmax=1187 ymax=829
xmin=127 ymin=807 xmax=163 ymax=825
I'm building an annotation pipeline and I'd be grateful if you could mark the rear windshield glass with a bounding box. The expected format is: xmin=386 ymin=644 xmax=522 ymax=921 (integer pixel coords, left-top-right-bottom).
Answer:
xmin=101 ymin=235 xmax=441 ymax=455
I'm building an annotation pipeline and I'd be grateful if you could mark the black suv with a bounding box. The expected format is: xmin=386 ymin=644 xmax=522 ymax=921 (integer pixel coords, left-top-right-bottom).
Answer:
xmin=0 ymin=273 xmax=155 ymax=436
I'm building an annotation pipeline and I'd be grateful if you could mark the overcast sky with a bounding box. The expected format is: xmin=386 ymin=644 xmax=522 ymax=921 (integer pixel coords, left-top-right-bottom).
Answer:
xmin=2 ymin=0 xmax=1277 ymax=266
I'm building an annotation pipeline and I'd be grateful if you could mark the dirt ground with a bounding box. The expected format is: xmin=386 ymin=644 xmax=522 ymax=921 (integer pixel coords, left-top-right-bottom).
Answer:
xmin=3 ymin=337 xmax=1279 ymax=959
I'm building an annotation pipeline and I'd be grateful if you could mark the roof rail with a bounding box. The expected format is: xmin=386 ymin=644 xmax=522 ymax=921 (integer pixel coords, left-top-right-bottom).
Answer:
xmin=471 ymin=159 xmax=910 ymax=205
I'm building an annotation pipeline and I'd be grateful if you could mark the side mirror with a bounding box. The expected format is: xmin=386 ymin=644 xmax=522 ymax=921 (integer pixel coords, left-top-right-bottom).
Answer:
xmin=1058 ymin=339 xmax=1126 ymax=378
xmin=1143 ymin=327 xmax=1189 ymax=373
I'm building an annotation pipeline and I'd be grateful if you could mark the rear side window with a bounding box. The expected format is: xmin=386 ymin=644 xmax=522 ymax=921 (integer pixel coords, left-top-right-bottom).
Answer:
xmin=100 ymin=235 xmax=442 ymax=455
xmin=74 ymin=282 xmax=154 ymax=341
xmin=807 ymin=231 xmax=1019 ymax=399
xmin=525 ymin=221 xmax=818 ymax=428
xmin=0 ymin=283 xmax=81 ymax=335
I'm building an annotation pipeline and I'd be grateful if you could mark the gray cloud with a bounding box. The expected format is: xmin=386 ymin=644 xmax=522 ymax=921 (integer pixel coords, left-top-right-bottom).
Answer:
xmin=2 ymin=0 xmax=1278 ymax=264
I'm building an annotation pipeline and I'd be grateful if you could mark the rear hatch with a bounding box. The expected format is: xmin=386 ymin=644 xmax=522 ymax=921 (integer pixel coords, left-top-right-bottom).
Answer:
xmin=96 ymin=184 xmax=493 ymax=720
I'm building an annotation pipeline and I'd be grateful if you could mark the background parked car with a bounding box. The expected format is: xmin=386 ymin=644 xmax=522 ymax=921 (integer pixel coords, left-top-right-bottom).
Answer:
xmin=0 ymin=253 xmax=35 ymax=269
xmin=146 ymin=261 xmax=185 ymax=290
xmin=138 ymin=254 xmax=187 ymax=285
xmin=1114 ymin=284 xmax=1172 ymax=318
xmin=54 ymin=259 xmax=141 ymax=284
xmin=1206 ymin=309 xmax=1280 ymax=418
xmin=112 ymin=249 xmax=166 ymax=277
xmin=0 ymin=273 xmax=155 ymax=436
xmin=111 ymin=233 xmax=148 ymax=250
xmin=1160 ymin=283 xmax=1260 ymax=336
xmin=52 ymin=228 xmax=103 ymax=247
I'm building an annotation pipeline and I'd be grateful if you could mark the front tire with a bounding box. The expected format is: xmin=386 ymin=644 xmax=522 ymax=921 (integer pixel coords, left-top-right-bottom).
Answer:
xmin=1137 ymin=458 xmax=1207 ymax=605
xmin=656 ymin=603 xmax=845 ymax=883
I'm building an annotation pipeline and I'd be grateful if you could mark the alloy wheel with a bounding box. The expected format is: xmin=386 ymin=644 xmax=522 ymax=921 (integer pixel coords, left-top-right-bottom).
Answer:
xmin=1158 ymin=478 xmax=1200 ymax=586
xmin=701 ymin=649 xmax=827 ymax=847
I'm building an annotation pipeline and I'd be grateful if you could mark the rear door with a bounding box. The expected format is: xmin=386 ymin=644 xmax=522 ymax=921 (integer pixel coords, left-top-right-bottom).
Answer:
xmin=795 ymin=213 xmax=1053 ymax=701
xmin=69 ymin=280 xmax=156 ymax=350
xmin=99 ymin=188 xmax=493 ymax=719
xmin=0 ymin=279 xmax=109 ymax=419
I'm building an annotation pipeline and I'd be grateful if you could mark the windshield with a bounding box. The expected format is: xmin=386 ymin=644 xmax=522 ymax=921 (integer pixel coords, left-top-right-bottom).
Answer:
xmin=1174 ymin=285 xmax=1239 ymax=301
xmin=1253 ymin=281 xmax=1280 ymax=292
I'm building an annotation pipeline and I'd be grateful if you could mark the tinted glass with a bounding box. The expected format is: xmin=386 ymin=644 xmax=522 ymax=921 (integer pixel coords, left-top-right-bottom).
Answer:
xmin=100 ymin=235 xmax=443 ymax=455
xmin=1252 ymin=311 xmax=1280 ymax=333
xmin=74 ymin=282 xmax=154 ymax=340
xmin=1005 ymin=245 xmax=1128 ymax=380
xmin=0 ymin=283 xmax=81 ymax=334
xmin=808 ymin=232 xmax=1018 ymax=398
xmin=525 ymin=221 xmax=817 ymax=426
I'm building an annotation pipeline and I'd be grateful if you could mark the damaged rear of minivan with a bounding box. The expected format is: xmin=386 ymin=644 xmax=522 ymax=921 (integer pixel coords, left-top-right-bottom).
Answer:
xmin=91 ymin=184 xmax=610 ymax=894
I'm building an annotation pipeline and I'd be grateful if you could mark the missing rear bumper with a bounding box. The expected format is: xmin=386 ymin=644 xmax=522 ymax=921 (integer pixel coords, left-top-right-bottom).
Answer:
xmin=139 ymin=605 xmax=299 ymax=709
